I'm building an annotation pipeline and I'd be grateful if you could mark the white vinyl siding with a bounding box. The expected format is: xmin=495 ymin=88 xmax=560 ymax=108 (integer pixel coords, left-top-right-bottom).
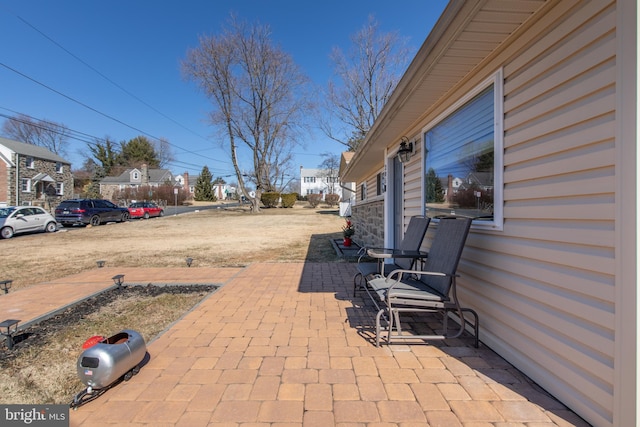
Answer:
xmin=401 ymin=140 xmax=423 ymax=223
xmin=455 ymin=3 xmax=616 ymax=427
xmin=357 ymin=0 xmax=623 ymax=425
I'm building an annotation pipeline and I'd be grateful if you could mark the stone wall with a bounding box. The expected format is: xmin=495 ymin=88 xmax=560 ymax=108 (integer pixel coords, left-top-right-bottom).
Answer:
xmin=9 ymin=154 xmax=73 ymax=210
xmin=351 ymin=199 xmax=384 ymax=248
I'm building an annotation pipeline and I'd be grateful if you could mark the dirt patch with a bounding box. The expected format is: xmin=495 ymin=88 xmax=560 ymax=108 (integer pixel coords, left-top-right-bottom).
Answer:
xmin=0 ymin=284 xmax=217 ymax=361
xmin=0 ymin=285 xmax=216 ymax=404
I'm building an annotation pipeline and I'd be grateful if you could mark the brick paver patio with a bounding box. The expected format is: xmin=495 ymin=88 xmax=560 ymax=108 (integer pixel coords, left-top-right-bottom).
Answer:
xmin=1 ymin=263 xmax=589 ymax=426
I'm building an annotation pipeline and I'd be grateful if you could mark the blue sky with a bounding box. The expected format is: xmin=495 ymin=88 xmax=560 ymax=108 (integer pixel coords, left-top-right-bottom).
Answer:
xmin=0 ymin=1 xmax=448 ymax=181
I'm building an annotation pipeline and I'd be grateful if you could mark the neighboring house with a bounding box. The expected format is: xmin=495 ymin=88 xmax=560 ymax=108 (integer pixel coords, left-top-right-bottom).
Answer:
xmin=341 ymin=1 xmax=637 ymax=427
xmin=174 ymin=173 xmax=193 ymax=199
xmin=0 ymin=136 xmax=73 ymax=209
xmin=99 ymin=164 xmax=173 ymax=200
xmin=300 ymin=167 xmax=340 ymax=199
xmin=213 ymin=183 xmax=236 ymax=200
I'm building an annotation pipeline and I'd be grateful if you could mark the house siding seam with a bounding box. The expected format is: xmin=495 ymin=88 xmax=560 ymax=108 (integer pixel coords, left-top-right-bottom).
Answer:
xmin=453 ymin=3 xmax=616 ymax=427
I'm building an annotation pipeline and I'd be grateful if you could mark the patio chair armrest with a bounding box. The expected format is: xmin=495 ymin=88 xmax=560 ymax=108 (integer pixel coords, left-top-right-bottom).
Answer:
xmin=386 ymin=268 xmax=450 ymax=281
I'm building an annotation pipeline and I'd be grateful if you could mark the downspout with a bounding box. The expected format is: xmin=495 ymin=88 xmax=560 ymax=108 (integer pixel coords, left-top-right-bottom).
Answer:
xmin=14 ymin=153 xmax=19 ymax=206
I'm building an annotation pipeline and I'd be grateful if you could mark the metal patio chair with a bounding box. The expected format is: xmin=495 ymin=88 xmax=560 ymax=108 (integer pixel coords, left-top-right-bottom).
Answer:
xmin=353 ymin=216 xmax=430 ymax=296
xmin=365 ymin=217 xmax=479 ymax=347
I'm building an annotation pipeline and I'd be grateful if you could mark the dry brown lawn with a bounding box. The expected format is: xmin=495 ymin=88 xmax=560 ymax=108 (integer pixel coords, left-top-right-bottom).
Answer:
xmin=1 ymin=202 xmax=347 ymax=291
xmin=0 ymin=203 xmax=348 ymax=404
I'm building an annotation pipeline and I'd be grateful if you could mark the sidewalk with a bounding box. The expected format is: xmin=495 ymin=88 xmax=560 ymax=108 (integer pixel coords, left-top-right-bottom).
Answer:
xmin=2 ymin=263 xmax=588 ymax=426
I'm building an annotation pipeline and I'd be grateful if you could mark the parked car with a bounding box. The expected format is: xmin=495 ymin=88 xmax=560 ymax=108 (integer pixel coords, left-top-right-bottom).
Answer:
xmin=55 ymin=199 xmax=130 ymax=227
xmin=128 ymin=201 xmax=164 ymax=219
xmin=0 ymin=206 xmax=58 ymax=239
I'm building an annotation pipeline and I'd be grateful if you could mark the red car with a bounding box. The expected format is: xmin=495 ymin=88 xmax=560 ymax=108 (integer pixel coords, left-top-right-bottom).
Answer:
xmin=128 ymin=202 xmax=164 ymax=219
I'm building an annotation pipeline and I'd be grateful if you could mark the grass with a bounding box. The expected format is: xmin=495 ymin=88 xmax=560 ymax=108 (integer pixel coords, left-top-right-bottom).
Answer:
xmin=0 ymin=204 xmax=347 ymax=404
xmin=0 ymin=288 xmax=212 ymax=405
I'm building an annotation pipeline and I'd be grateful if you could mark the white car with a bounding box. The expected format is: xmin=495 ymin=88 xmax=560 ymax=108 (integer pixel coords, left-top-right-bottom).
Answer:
xmin=0 ymin=206 xmax=58 ymax=239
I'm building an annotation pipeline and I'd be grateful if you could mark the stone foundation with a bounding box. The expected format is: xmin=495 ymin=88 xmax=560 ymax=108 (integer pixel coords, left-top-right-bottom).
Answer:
xmin=351 ymin=199 xmax=384 ymax=248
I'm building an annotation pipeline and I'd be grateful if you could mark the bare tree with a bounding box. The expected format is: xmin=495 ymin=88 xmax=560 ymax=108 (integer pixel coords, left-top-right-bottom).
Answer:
xmin=182 ymin=15 xmax=312 ymax=213
xmin=2 ymin=113 xmax=70 ymax=156
xmin=318 ymin=152 xmax=341 ymax=195
xmin=155 ymin=137 xmax=175 ymax=168
xmin=321 ymin=15 xmax=410 ymax=151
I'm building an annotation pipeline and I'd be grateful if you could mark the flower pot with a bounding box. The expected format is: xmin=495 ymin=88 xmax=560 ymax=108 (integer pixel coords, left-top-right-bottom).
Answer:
xmin=343 ymin=237 xmax=352 ymax=247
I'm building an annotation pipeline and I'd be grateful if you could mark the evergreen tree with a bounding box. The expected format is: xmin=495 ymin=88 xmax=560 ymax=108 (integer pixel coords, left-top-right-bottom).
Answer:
xmin=194 ymin=166 xmax=215 ymax=201
xmin=119 ymin=136 xmax=160 ymax=168
xmin=425 ymin=168 xmax=445 ymax=203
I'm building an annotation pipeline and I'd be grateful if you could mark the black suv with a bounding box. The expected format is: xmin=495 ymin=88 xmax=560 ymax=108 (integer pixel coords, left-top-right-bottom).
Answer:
xmin=55 ymin=199 xmax=130 ymax=227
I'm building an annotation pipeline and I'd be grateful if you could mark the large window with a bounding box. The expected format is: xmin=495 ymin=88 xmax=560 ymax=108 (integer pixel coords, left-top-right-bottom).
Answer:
xmin=423 ymin=71 xmax=503 ymax=229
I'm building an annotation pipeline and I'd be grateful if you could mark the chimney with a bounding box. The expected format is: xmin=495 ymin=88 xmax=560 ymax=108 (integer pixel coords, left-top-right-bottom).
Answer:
xmin=141 ymin=164 xmax=149 ymax=185
xmin=183 ymin=172 xmax=189 ymax=193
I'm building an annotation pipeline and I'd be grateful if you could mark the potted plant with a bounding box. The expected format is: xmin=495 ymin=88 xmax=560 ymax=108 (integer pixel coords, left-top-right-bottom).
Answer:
xmin=342 ymin=218 xmax=355 ymax=247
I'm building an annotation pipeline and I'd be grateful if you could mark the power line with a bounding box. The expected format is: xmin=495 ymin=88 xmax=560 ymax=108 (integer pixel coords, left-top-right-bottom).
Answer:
xmin=0 ymin=63 xmax=230 ymax=166
xmin=11 ymin=12 xmax=212 ymax=144
xmin=0 ymin=107 xmax=231 ymax=175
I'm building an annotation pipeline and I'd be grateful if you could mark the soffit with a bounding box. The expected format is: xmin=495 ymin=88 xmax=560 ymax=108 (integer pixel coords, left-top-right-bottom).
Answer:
xmin=342 ymin=0 xmax=547 ymax=182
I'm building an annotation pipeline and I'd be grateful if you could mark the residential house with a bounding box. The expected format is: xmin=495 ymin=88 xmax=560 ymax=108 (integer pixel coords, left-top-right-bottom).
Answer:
xmin=99 ymin=164 xmax=174 ymax=200
xmin=0 ymin=136 xmax=73 ymax=209
xmin=174 ymin=172 xmax=236 ymax=201
xmin=174 ymin=172 xmax=193 ymax=199
xmin=300 ymin=166 xmax=340 ymax=200
xmin=341 ymin=1 xmax=636 ymax=426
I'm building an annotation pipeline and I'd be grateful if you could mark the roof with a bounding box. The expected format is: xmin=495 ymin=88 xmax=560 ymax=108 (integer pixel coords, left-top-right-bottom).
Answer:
xmin=100 ymin=168 xmax=173 ymax=184
xmin=0 ymin=136 xmax=70 ymax=164
xmin=342 ymin=0 xmax=546 ymax=182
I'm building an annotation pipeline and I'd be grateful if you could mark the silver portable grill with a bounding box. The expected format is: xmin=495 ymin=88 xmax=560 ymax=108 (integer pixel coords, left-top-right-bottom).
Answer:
xmin=71 ymin=329 xmax=146 ymax=409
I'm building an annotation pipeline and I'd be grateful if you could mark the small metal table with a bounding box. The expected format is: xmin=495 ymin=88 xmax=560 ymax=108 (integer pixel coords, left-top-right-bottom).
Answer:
xmin=366 ymin=248 xmax=428 ymax=276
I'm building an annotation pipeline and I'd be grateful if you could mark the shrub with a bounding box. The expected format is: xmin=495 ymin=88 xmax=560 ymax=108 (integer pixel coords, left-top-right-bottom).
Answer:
xmin=261 ymin=192 xmax=280 ymax=208
xmin=281 ymin=193 xmax=297 ymax=208
xmin=324 ymin=194 xmax=340 ymax=207
xmin=308 ymin=194 xmax=323 ymax=208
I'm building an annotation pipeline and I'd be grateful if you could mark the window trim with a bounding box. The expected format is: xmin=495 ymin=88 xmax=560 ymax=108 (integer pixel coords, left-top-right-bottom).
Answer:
xmin=56 ymin=162 xmax=63 ymax=173
xmin=25 ymin=157 xmax=35 ymax=169
xmin=421 ymin=69 xmax=504 ymax=231
xmin=21 ymin=178 xmax=32 ymax=193
xmin=376 ymin=171 xmax=385 ymax=196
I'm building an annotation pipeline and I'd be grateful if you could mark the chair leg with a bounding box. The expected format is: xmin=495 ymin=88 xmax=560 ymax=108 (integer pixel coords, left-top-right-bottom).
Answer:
xmin=461 ymin=308 xmax=479 ymax=348
xmin=375 ymin=309 xmax=386 ymax=347
xmin=353 ymin=273 xmax=362 ymax=297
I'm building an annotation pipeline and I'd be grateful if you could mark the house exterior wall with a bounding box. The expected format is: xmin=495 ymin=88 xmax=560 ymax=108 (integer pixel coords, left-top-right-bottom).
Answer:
xmin=4 ymin=154 xmax=73 ymax=209
xmin=0 ymin=160 xmax=7 ymax=204
xmin=300 ymin=167 xmax=339 ymax=199
xmin=466 ymin=3 xmax=616 ymax=426
xmin=352 ymin=2 xmax=624 ymax=426
xmin=351 ymin=200 xmax=384 ymax=248
xmin=352 ymin=168 xmax=385 ymax=247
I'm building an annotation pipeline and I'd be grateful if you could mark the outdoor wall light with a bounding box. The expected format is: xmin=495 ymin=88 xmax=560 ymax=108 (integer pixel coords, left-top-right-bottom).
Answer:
xmin=397 ymin=137 xmax=414 ymax=163
xmin=96 ymin=260 xmax=106 ymax=268
xmin=186 ymin=257 xmax=193 ymax=267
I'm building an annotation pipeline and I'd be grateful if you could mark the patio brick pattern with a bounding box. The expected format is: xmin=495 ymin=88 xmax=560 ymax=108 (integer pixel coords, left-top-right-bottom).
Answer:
xmin=1 ymin=263 xmax=589 ymax=426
